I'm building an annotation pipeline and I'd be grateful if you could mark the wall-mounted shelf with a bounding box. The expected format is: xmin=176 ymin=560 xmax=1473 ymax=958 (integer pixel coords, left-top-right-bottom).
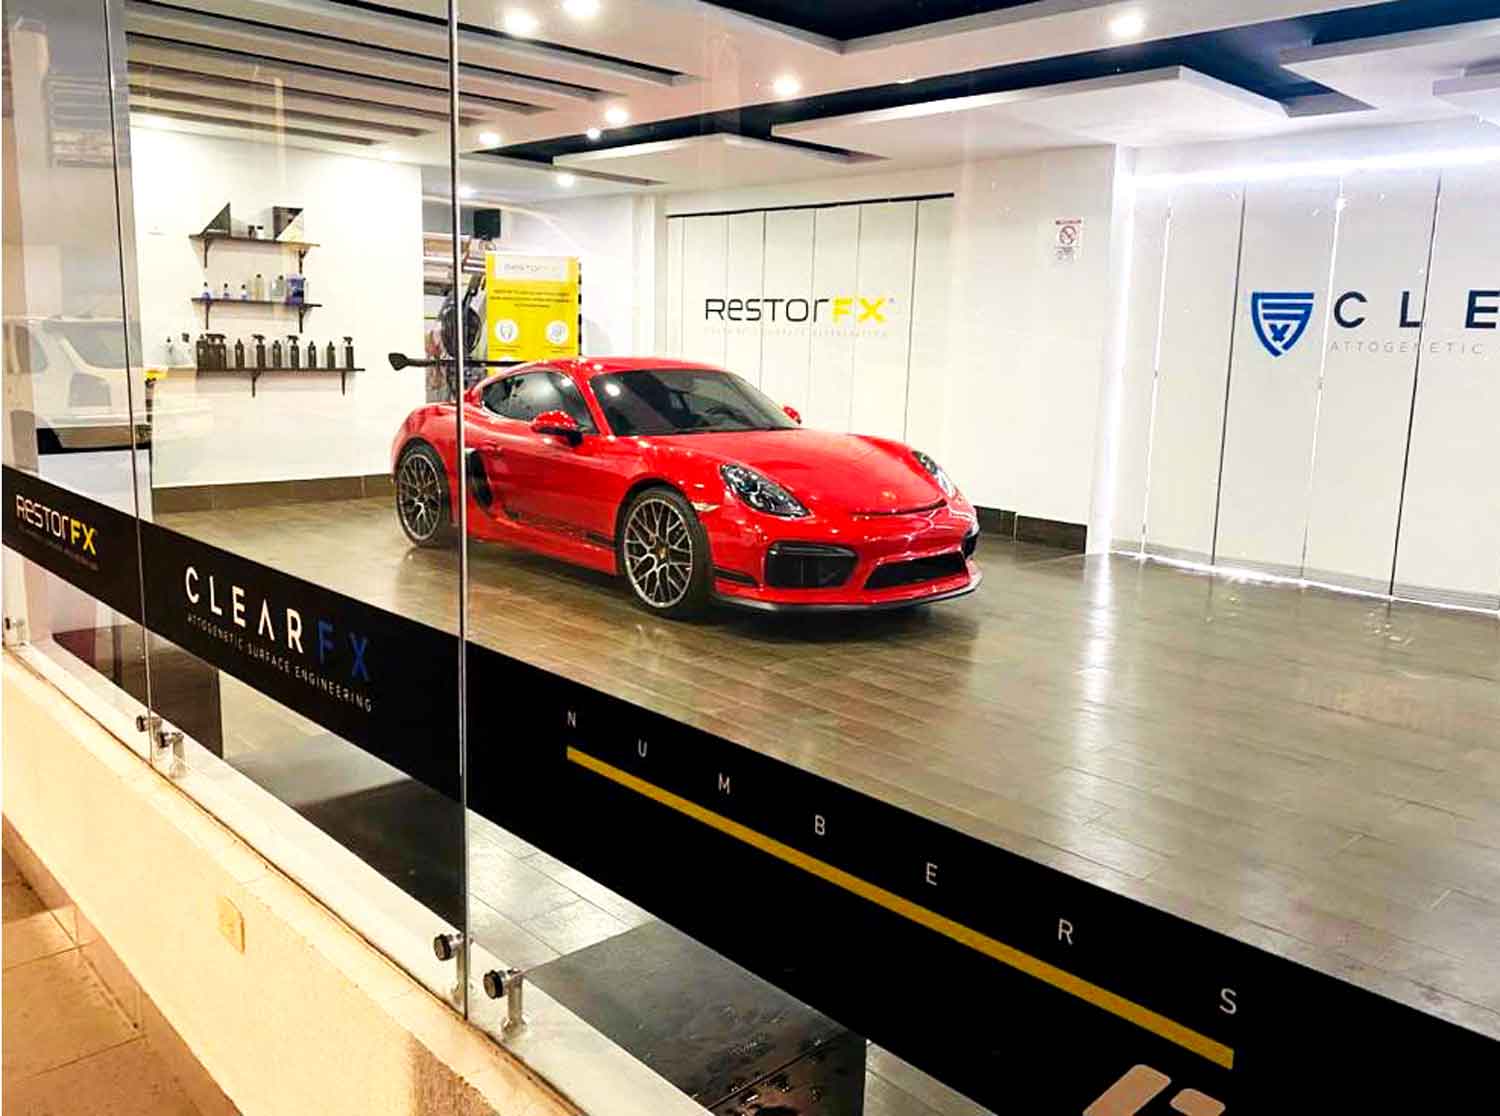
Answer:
xmin=191 ymin=298 xmax=320 ymax=331
xmin=193 ymin=365 xmax=363 ymax=397
xmin=189 ymin=232 xmax=318 ymax=272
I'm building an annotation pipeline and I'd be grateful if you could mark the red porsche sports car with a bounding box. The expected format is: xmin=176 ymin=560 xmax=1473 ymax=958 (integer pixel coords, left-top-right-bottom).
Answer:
xmin=391 ymin=358 xmax=980 ymax=618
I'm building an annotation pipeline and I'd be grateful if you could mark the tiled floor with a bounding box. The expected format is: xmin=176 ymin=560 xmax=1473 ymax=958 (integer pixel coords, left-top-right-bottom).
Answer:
xmin=2 ymin=851 xmax=199 ymax=1116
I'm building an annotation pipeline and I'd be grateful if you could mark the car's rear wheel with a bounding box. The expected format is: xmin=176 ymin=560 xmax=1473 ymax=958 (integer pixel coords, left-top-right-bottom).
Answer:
xmin=618 ymin=486 xmax=711 ymax=619
xmin=395 ymin=442 xmax=455 ymax=548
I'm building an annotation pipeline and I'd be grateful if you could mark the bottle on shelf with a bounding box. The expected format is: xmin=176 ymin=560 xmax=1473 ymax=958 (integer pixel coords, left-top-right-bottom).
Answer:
xmin=234 ymin=338 xmax=246 ymax=369
xmin=252 ymin=334 xmax=267 ymax=370
xmin=286 ymin=334 xmax=299 ymax=369
xmin=195 ymin=333 xmax=211 ymax=368
xmin=165 ymin=336 xmax=177 ymax=365
xmin=221 ymin=281 xmax=231 ymax=300
xmin=326 ymin=340 xmax=337 ymax=369
xmin=239 ymin=282 xmax=249 ymax=300
xmin=343 ymin=336 xmax=354 ymax=370
xmin=252 ymin=272 xmax=265 ymax=300
xmin=306 ymin=339 xmax=317 ymax=369
xmin=270 ymin=274 xmax=285 ymax=301
xmin=200 ymin=277 xmax=212 ymax=302
xmin=270 ymin=338 xmax=284 ymax=368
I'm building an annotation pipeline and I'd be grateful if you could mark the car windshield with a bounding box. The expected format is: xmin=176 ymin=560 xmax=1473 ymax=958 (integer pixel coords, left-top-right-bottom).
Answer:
xmin=593 ymin=368 xmax=797 ymax=436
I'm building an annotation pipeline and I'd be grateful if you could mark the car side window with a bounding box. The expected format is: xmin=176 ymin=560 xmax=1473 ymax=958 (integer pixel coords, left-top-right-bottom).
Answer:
xmin=482 ymin=374 xmax=525 ymax=419
xmin=548 ymin=372 xmax=596 ymax=433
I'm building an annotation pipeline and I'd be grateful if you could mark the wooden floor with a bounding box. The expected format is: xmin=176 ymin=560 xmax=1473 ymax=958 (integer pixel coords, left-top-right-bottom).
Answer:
xmin=160 ymin=496 xmax=1500 ymax=1040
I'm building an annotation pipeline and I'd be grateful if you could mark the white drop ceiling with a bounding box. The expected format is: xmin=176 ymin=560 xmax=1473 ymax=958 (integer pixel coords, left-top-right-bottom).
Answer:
xmin=774 ymin=68 xmax=1290 ymax=166
xmin=555 ymin=133 xmax=871 ymax=189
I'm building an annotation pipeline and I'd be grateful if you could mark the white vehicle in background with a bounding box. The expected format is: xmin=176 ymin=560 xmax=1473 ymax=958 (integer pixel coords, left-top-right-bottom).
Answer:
xmin=3 ymin=315 xmax=150 ymax=455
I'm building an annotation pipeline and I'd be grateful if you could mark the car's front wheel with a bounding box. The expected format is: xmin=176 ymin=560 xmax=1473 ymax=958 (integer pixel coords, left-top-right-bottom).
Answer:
xmin=395 ymin=442 xmax=455 ymax=548
xmin=618 ymin=486 xmax=712 ymax=619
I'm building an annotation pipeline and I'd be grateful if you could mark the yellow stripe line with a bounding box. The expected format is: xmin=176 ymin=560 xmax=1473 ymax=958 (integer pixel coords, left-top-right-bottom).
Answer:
xmin=567 ymin=746 xmax=1235 ymax=1070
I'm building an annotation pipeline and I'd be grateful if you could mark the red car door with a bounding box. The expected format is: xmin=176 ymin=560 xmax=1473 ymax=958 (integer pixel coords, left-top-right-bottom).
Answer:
xmin=479 ymin=370 xmax=614 ymax=542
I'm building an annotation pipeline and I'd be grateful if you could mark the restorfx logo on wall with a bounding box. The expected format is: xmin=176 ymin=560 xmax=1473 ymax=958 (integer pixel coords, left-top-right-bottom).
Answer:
xmin=703 ymin=294 xmax=898 ymax=339
xmin=1249 ymin=287 xmax=1499 ymax=358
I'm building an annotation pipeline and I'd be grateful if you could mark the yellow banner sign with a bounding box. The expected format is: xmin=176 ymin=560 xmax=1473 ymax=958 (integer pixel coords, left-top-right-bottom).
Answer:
xmin=485 ymin=253 xmax=581 ymax=362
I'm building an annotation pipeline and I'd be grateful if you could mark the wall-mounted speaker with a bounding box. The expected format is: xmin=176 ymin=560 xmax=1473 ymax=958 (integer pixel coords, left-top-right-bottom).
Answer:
xmin=474 ymin=208 xmax=502 ymax=240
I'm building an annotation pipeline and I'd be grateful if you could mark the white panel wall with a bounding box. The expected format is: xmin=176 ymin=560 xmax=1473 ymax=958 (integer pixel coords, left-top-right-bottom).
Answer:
xmin=1303 ymin=171 xmax=1436 ymax=591
xmin=904 ymin=197 xmax=954 ymax=453
xmin=806 ymin=206 xmax=860 ymax=430
xmin=850 ymin=201 xmax=917 ymax=439
xmin=758 ymin=208 xmax=815 ymax=413
xmin=1143 ymin=184 xmax=1243 ymax=560
xmin=679 ymin=215 xmax=729 ymax=367
xmin=1110 ymin=192 xmax=1171 ymax=551
xmin=1214 ymin=178 xmax=1339 ymax=574
xmin=724 ymin=212 xmax=765 ymax=386
xmin=1394 ymin=167 xmax=1500 ymax=608
xmin=665 ymin=200 xmax=939 ymax=436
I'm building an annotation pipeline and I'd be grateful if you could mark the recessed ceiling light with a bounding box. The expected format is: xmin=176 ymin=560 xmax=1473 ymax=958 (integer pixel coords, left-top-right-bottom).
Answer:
xmin=563 ymin=0 xmax=600 ymax=18
xmin=772 ymin=74 xmax=802 ymax=98
xmin=557 ymin=172 xmax=577 ymax=187
xmin=585 ymin=126 xmax=602 ymax=141
xmin=477 ymin=130 xmax=501 ymax=146
xmin=459 ymin=185 xmax=476 ymax=199
xmin=604 ymin=105 xmax=629 ymax=126
xmin=1108 ymin=9 xmax=1146 ymax=39
xmin=504 ymin=9 xmax=540 ymax=36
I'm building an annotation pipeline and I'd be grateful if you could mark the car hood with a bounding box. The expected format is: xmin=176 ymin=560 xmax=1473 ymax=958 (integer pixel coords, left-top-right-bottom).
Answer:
xmin=671 ymin=429 xmax=943 ymax=514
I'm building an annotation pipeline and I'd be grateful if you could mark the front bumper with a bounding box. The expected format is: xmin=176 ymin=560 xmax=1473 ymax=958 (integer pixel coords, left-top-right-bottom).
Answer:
xmin=705 ymin=500 xmax=981 ymax=612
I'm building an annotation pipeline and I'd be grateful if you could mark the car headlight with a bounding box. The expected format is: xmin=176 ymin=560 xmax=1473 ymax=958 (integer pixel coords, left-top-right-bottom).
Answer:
xmin=720 ymin=463 xmax=808 ymax=518
xmin=912 ymin=449 xmax=955 ymax=497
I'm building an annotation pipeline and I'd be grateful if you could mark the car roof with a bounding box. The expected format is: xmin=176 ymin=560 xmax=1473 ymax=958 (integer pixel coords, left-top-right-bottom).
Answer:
xmin=548 ymin=357 xmax=728 ymax=379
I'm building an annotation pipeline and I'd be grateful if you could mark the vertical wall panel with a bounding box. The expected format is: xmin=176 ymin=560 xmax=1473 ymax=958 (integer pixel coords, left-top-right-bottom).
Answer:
xmin=758 ymin=208 xmax=815 ymax=413
xmin=1214 ymin=178 xmax=1340 ymax=574
xmin=665 ymin=217 xmax=684 ymax=356
xmin=678 ymin=215 xmax=728 ymax=366
xmin=905 ymin=197 xmax=954 ymax=452
xmin=1394 ymin=167 xmax=1500 ymax=608
xmin=1303 ymin=170 xmax=1437 ymax=591
xmin=807 ymin=206 xmax=861 ymax=430
xmin=850 ymin=201 xmax=918 ymax=438
xmin=1111 ymin=191 xmax=1171 ymax=552
xmin=1144 ymin=183 xmax=1243 ymax=561
xmin=724 ymin=211 xmax=766 ymax=384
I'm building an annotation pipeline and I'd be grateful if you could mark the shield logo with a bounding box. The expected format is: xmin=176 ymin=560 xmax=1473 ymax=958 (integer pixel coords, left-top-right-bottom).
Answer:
xmin=1250 ymin=291 xmax=1315 ymax=358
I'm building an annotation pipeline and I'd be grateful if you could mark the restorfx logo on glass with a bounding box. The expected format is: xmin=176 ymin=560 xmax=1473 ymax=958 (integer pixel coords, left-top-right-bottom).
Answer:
xmin=181 ymin=564 xmax=374 ymax=714
xmin=12 ymin=494 xmax=100 ymax=569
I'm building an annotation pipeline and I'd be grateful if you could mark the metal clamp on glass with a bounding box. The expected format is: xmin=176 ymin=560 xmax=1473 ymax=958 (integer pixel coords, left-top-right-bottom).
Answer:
xmin=432 ymin=931 xmax=462 ymax=962
xmin=481 ymin=967 xmax=526 ymax=1034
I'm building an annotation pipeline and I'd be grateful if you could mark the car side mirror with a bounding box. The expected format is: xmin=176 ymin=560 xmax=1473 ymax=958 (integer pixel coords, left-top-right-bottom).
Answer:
xmin=783 ymin=404 xmax=802 ymax=425
xmin=532 ymin=409 xmax=583 ymax=445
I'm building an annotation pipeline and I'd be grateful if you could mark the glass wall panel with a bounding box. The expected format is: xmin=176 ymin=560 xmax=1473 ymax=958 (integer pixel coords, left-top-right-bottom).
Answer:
xmin=111 ymin=0 xmax=466 ymax=1002
xmin=6 ymin=3 xmax=1496 ymax=1114
xmin=2 ymin=0 xmax=152 ymax=755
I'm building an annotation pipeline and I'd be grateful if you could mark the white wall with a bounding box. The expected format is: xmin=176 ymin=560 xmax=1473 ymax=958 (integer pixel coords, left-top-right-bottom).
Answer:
xmin=661 ymin=149 xmax=1123 ymax=526
xmin=131 ymin=127 xmax=426 ymax=488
